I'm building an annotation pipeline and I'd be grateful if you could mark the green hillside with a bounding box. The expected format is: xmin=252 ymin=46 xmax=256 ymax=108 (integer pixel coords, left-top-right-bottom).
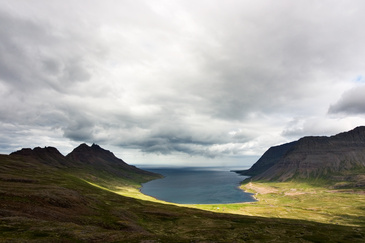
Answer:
xmin=1 ymin=145 xmax=364 ymax=242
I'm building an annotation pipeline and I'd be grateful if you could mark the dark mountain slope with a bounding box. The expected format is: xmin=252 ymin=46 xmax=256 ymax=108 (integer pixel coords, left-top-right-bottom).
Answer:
xmin=239 ymin=141 xmax=297 ymax=176
xmin=9 ymin=143 xmax=160 ymax=184
xmin=10 ymin=146 xmax=69 ymax=167
xmin=240 ymin=126 xmax=365 ymax=183
xmin=66 ymin=143 xmax=159 ymax=182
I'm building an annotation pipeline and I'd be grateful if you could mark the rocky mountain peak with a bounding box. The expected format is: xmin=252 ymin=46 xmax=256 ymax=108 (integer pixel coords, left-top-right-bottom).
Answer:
xmin=10 ymin=146 xmax=66 ymax=166
xmin=8 ymin=143 xmax=157 ymax=179
xmin=67 ymin=143 xmax=118 ymax=163
xmin=11 ymin=146 xmax=61 ymax=156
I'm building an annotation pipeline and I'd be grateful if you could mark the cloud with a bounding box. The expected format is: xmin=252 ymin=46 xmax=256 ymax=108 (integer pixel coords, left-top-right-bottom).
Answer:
xmin=0 ymin=7 xmax=108 ymax=95
xmin=1 ymin=0 xmax=365 ymax=165
xmin=281 ymin=116 xmax=364 ymax=139
xmin=329 ymin=85 xmax=365 ymax=115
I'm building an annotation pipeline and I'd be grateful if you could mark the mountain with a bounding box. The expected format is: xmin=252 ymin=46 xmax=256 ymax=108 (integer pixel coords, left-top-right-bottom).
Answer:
xmin=9 ymin=143 xmax=160 ymax=183
xmin=238 ymin=126 xmax=365 ymax=184
xmin=241 ymin=141 xmax=297 ymax=176
xmin=66 ymin=143 xmax=158 ymax=181
xmin=10 ymin=146 xmax=70 ymax=167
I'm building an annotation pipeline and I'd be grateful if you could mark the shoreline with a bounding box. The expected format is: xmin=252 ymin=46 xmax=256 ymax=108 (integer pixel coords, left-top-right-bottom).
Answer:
xmin=139 ymin=168 xmax=258 ymax=205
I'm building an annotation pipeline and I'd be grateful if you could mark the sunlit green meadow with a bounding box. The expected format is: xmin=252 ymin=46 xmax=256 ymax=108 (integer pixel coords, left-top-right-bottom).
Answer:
xmin=106 ymin=176 xmax=365 ymax=227
xmin=191 ymin=182 xmax=365 ymax=227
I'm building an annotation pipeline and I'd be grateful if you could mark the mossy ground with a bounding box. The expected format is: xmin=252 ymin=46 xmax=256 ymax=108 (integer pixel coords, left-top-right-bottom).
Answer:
xmin=1 ymin=155 xmax=365 ymax=242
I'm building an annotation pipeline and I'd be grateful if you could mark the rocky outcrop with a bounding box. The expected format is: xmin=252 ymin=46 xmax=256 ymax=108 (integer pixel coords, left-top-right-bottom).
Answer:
xmin=66 ymin=143 xmax=157 ymax=179
xmin=10 ymin=143 xmax=159 ymax=180
xmin=66 ymin=143 xmax=126 ymax=166
xmin=10 ymin=146 xmax=69 ymax=167
xmin=239 ymin=126 xmax=365 ymax=182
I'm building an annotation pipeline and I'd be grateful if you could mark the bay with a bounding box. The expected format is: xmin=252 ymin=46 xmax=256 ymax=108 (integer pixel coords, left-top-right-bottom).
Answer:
xmin=140 ymin=167 xmax=256 ymax=204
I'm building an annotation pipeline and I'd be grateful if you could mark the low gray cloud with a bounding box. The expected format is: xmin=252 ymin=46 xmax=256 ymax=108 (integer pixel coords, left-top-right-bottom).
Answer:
xmin=329 ymin=85 xmax=365 ymax=115
xmin=1 ymin=0 xmax=365 ymax=164
xmin=0 ymin=9 xmax=105 ymax=95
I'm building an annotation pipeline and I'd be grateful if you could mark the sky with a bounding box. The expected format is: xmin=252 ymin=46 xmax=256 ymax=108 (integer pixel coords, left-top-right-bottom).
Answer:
xmin=1 ymin=0 xmax=365 ymax=167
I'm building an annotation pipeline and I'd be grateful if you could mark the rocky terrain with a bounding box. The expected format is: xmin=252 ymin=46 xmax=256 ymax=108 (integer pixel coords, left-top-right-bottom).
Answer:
xmin=11 ymin=143 xmax=160 ymax=184
xmin=238 ymin=126 xmax=365 ymax=185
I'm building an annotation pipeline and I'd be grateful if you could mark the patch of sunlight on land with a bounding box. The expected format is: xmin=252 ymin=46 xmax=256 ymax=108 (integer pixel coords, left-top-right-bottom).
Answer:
xmin=194 ymin=181 xmax=365 ymax=227
xmin=82 ymin=179 xmax=176 ymax=205
xmin=83 ymin=179 xmax=365 ymax=227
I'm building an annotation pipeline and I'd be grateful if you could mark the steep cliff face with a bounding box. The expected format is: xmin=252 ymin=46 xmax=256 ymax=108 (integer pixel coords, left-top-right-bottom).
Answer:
xmin=239 ymin=141 xmax=297 ymax=176
xmin=242 ymin=126 xmax=365 ymax=182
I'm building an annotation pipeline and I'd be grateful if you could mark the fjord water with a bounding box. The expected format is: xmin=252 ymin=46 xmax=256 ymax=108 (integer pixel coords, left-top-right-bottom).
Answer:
xmin=140 ymin=167 xmax=256 ymax=204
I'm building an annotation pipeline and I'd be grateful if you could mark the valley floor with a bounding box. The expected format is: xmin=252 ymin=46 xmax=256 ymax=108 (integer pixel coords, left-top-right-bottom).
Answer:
xmin=192 ymin=181 xmax=365 ymax=227
xmin=115 ymin=179 xmax=365 ymax=227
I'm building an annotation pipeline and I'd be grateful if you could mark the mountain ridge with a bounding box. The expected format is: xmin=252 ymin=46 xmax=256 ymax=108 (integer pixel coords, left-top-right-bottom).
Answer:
xmin=238 ymin=126 xmax=365 ymax=185
xmin=10 ymin=146 xmax=69 ymax=167
xmin=66 ymin=143 xmax=157 ymax=179
xmin=9 ymin=143 xmax=160 ymax=181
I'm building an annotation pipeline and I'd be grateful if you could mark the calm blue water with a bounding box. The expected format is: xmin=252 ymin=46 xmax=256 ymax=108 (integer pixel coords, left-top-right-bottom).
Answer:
xmin=140 ymin=167 xmax=256 ymax=204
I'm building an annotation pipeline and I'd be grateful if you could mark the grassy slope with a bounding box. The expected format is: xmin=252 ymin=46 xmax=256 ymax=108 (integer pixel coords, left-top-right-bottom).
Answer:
xmin=1 ymin=155 xmax=365 ymax=242
xmin=110 ymin=167 xmax=365 ymax=228
xmin=194 ymin=181 xmax=365 ymax=227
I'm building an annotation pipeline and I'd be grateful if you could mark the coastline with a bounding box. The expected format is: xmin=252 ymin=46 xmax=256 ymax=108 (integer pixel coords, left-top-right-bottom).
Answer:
xmin=139 ymin=168 xmax=257 ymax=204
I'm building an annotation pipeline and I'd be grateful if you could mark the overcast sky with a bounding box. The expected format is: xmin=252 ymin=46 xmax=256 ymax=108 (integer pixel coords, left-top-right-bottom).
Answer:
xmin=1 ymin=0 xmax=365 ymax=167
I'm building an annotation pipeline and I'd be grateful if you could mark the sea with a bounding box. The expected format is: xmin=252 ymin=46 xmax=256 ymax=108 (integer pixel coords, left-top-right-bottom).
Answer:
xmin=139 ymin=167 xmax=256 ymax=204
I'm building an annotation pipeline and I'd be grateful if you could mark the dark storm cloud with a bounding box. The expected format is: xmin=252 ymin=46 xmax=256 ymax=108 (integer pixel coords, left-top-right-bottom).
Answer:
xmin=124 ymin=127 xmax=230 ymax=157
xmin=62 ymin=114 xmax=95 ymax=142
